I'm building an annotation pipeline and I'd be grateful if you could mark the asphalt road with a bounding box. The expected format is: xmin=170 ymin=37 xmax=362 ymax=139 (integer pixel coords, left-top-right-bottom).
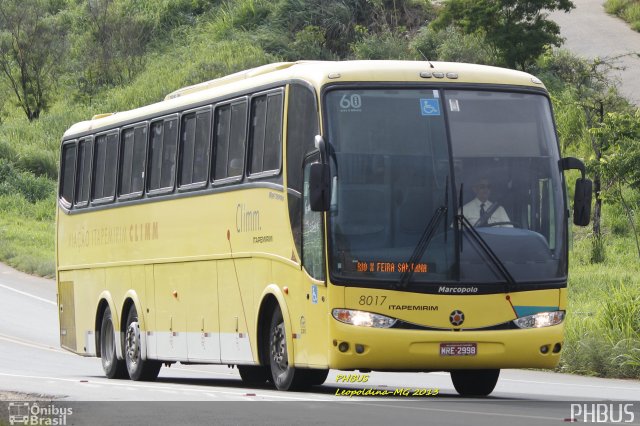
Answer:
xmin=1 ymin=261 xmax=640 ymax=425
xmin=550 ymin=0 xmax=640 ymax=104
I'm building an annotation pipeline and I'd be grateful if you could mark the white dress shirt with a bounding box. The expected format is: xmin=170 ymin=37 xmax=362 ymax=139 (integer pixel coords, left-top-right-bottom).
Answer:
xmin=461 ymin=198 xmax=512 ymax=227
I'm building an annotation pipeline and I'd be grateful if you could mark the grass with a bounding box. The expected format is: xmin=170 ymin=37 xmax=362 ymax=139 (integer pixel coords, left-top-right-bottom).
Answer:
xmin=0 ymin=194 xmax=55 ymax=277
xmin=605 ymin=0 xmax=640 ymax=32
xmin=561 ymin=219 xmax=640 ymax=378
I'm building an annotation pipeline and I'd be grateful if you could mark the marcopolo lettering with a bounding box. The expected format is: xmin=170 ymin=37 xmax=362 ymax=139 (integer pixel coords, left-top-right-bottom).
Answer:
xmin=438 ymin=286 xmax=479 ymax=294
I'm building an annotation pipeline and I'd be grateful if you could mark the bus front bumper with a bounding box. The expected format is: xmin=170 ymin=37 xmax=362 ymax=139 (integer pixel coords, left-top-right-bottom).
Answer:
xmin=328 ymin=320 xmax=564 ymax=371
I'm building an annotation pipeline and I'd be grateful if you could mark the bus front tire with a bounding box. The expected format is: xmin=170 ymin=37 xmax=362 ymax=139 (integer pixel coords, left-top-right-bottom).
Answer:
xmin=269 ymin=306 xmax=311 ymax=391
xmin=238 ymin=365 xmax=271 ymax=385
xmin=450 ymin=369 xmax=500 ymax=397
xmin=124 ymin=307 xmax=161 ymax=381
xmin=100 ymin=306 xmax=127 ymax=379
xmin=305 ymin=368 xmax=329 ymax=386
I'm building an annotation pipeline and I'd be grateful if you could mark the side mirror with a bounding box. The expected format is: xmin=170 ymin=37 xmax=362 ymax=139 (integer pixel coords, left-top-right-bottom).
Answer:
xmin=573 ymin=178 xmax=592 ymax=226
xmin=309 ymin=163 xmax=330 ymax=211
xmin=560 ymin=156 xmax=592 ymax=227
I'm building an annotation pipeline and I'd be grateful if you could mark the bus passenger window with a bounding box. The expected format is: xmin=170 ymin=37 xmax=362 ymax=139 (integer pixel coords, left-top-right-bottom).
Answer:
xmin=74 ymin=138 xmax=93 ymax=207
xmin=249 ymin=95 xmax=267 ymax=174
xmin=180 ymin=113 xmax=197 ymax=185
xmin=60 ymin=143 xmax=77 ymax=207
xmin=228 ymin=101 xmax=247 ymax=179
xmin=119 ymin=124 xmax=147 ymax=197
xmin=213 ymin=105 xmax=231 ymax=180
xmin=213 ymin=99 xmax=247 ymax=182
xmin=180 ymin=108 xmax=212 ymax=188
xmin=250 ymin=90 xmax=283 ymax=176
xmin=92 ymin=132 xmax=118 ymax=202
xmin=148 ymin=117 xmax=178 ymax=193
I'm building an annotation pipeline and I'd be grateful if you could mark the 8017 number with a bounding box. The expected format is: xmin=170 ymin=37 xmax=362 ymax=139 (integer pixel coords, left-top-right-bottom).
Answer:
xmin=359 ymin=295 xmax=386 ymax=306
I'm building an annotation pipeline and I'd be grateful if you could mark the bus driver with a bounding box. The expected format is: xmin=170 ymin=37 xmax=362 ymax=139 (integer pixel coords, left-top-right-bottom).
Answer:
xmin=462 ymin=178 xmax=512 ymax=227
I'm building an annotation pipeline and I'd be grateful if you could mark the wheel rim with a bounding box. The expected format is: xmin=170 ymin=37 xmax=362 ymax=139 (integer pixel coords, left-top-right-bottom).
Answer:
xmin=102 ymin=320 xmax=115 ymax=369
xmin=271 ymin=321 xmax=287 ymax=372
xmin=125 ymin=321 xmax=140 ymax=369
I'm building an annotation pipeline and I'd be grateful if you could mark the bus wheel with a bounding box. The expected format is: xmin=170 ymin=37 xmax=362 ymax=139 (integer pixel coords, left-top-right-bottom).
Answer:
xmin=124 ymin=307 xmax=161 ymax=381
xmin=304 ymin=369 xmax=329 ymax=386
xmin=100 ymin=306 xmax=127 ymax=379
xmin=268 ymin=306 xmax=308 ymax=391
xmin=450 ymin=369 xmax=500 ymax=397
xmin=238 ymin=365 xmax=270 ymax=385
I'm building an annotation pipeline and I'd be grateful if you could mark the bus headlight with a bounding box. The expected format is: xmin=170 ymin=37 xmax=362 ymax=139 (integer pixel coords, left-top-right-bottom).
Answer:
xmin=513 ymin=310 xmax=565 ymax=329
xmin=332 ymin=309 xmax=397 ymax=328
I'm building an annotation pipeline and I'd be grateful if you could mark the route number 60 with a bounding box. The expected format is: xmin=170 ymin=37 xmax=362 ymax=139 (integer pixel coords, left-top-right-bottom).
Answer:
xmin=340 ymin=94 xmax=362 ymax=109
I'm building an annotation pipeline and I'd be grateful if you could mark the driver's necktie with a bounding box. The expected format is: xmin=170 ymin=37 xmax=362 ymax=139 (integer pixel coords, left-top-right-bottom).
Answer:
xmin=480 ymin=203 xmax=486 ymax=218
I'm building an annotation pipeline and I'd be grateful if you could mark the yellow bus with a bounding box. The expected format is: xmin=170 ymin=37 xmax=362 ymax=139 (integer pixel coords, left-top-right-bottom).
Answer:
xmin=57 ymin=60 xmax=592 ymax=396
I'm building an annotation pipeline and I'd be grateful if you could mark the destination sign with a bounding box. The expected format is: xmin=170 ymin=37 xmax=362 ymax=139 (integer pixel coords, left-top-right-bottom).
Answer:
xmin=355 ymin=261 xmax=429 ymax=273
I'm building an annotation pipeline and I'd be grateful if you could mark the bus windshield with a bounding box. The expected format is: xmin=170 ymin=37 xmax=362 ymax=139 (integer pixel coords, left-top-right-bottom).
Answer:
xmin=325 ymin=88 xmax=567 ymax=289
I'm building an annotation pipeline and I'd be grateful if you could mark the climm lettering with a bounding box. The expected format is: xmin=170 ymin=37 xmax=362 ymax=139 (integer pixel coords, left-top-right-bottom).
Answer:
xmin=67 ymin=222 xmax=158 ymax=248
xmin=236 ymin=204 xmax=261 ymax=232
xmin=129 ymin=222 xmax=159 ymax=242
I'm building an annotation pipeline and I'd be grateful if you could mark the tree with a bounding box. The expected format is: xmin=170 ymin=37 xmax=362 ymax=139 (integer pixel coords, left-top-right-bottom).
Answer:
xmin=0 ymin=0 xmax=66 ymax=121
xmin=537 ymin=50 xmax=635 ymax=262
xmin=432 ymin=0 xmax=574 ymax=70
xmin=591 ymin=111 xmax=640 ymax=260
xmin=269 ymin=0 xmax=434 ymax=59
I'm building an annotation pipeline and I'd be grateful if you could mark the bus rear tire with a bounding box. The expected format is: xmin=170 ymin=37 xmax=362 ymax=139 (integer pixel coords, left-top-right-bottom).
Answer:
xmin=238 ymin=365 xmax=270 ymax=385
xmin=124 ymin=306 xmax=161 ymax=381
xmin=100 ymin=306 xmax=127 ymax=379
xmin=450 ymin=369 xmax=500 ymax=397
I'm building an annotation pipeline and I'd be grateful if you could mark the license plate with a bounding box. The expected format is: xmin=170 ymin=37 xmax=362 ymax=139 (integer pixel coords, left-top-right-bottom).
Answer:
xmin=440 ymin=343 xmax=477 ymax=356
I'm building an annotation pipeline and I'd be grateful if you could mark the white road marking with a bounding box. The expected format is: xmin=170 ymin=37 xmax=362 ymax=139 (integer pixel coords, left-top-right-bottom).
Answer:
xmin=0 ymin=333 xmax=71 ymax=355
xmin=0 ymin=283 xmax=55 ymax=305
xmin=500 ymin=377 xmax=640 ymax=392
xmin=0 ymin=372 xmax=329 ymax=401
xmin=338 ymin=401 xmax=567 ymax=422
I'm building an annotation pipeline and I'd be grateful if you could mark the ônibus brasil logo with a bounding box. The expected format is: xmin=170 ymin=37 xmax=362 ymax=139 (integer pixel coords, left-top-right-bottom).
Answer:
xmin=7 ymin=402 xmax=73 ymax=425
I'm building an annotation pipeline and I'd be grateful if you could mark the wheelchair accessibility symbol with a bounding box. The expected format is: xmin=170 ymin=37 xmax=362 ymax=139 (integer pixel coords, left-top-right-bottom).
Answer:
xmin=420 ymin=98 xmax=441 ymax=116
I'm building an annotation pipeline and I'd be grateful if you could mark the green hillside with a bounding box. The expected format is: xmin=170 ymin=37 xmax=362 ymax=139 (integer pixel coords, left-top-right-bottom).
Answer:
xmin=0 ymin=0 xmax=639 ymax=378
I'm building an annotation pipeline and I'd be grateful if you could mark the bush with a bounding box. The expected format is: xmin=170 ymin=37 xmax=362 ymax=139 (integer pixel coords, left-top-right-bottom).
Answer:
xmin=0 ymin=140 xmax=17 ymax=162
xmin=410 ymin=26 xmax=499 ymax=65
xmin=16 ymin=149 xmax=59 ymax=180
xmin=0 ymin=160 xmax=55 ymax=203
xmin=351 ymin=31 xmax=412 ymax=60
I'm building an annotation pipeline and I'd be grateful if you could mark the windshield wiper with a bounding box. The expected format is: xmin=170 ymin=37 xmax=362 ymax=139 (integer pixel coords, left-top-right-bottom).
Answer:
xmin=455 ymin=214 xmax=516 ymax=293
xmin=396 ymin=205 xmax=447 ymax=290
xmin=396 ymin=177 xmax=449 ymax=290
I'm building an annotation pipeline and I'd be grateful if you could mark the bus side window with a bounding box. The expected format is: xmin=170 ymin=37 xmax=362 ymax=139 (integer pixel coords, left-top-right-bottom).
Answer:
xmin=119 ymin=124 xmax=147 ymax=198
xmin=92 ymin=132 xmax=118 ymax=203
xmin=303 ymin=154 xmax=325 ymax=281
xmin=74 ymin=137 xmax=93 ymax=208
xmin=213 ymin=98 xmax=247 ymax=182
xmin=213 ymin=104 xmax=231 ymax=180
xmin=148 ymin=117 xmax=178 ymax=193
xmin=286 ymin=84 xmax=319 ymax=261
xmin=228 ymin=100 xmax=247 ymax=179
xmin=180 ymin=107 xmax=211 ymax=188
xmin=60 ymin=142 xmax=78 ymax=208
xmin=249 ymin=90 xmax=283 ymax=176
